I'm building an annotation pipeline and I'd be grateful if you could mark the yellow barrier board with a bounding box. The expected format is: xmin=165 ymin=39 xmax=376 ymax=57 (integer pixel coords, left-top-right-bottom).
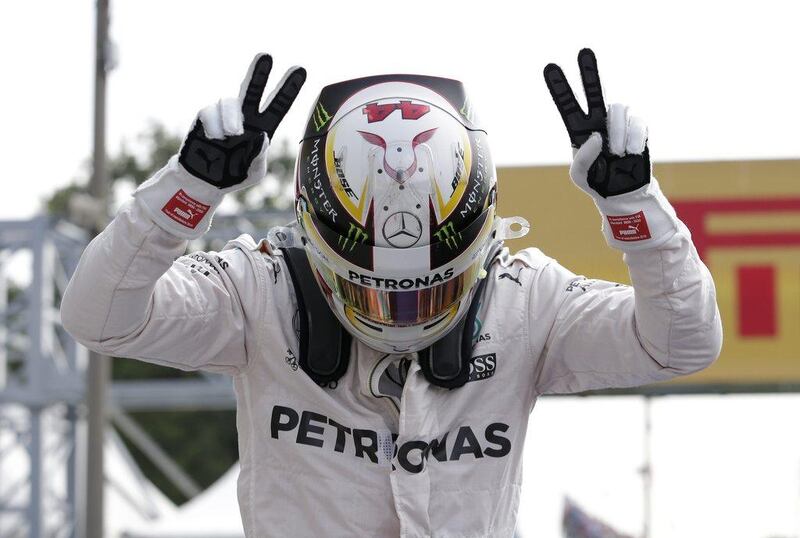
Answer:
xmin=497 ymin=160 xmax=800 ymax=388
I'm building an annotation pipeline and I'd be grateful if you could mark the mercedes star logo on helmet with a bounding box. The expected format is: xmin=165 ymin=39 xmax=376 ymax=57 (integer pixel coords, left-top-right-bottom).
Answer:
xmin=382 ymin=211 xmax=423 ymax=248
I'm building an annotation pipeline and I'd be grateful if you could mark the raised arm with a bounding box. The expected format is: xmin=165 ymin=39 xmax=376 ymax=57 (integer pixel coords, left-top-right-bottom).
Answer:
xmin=532 ymin=49 xmax=722 ymax=394
xmin=61 ymin=54 xmax=305 ymax=374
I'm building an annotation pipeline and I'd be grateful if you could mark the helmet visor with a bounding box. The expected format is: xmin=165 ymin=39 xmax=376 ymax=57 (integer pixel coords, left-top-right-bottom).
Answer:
xmin=313 ymin=257 xmax=483 ymax=327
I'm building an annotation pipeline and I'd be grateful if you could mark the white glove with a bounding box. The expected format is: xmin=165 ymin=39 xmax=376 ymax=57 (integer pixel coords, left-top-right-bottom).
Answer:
xmin=545 ymin=49 xmax=683 ymax=252
xmin=135 ymin=54 xmax=306 ymax=239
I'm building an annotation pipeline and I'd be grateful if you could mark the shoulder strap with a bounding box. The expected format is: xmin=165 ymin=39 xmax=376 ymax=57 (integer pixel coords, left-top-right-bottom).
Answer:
xmin=417 ymin=273 xmax=489 ymax=389
xmin=418 ymin=243 xmax=501 ymax=389
xmin=280 ymin=246 xmax=351 ymax=385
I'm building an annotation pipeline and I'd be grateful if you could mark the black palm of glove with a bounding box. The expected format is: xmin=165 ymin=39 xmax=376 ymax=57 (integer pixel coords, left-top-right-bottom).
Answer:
xmin=544 ymin=49 xmax=650 ymax=198
xmin=179 ymin=122 xmax=264 ymax=189
xmin=179 ymin=54 xmax=306 ymax=190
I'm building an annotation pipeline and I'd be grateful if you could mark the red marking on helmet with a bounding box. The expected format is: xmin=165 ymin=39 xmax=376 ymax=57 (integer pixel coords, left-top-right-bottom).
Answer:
xmin=384 ymin=160 xmax=400 ymax=181
xmin=358 ymin=130 xmax=397 ymax=178
xmin=357 ymin=131 xmax=386 ymax=148
xmin=397 ymin=101 xmax=430 ymax=120
xmin=363 ymin=101 xmax=430 ymax=123
xmin=358 ymin=129 xmax=431 ymax=184
xmin=412 ymin=128 xmax=437 ymax=147
xmin=363 ymin=103 xmax=397 ymax=123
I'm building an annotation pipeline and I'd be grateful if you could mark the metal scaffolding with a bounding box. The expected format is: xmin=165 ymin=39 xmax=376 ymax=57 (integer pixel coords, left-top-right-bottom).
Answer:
xmin=0 ymin=216 xmax=88 ymax=538
xmin=0 ymin=209 xmax=292 ymax=537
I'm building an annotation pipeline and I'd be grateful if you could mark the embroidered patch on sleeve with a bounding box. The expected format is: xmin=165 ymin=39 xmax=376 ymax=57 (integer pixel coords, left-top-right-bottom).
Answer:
xmin=606 ymin=211 xmax=651 ymax=241
xmin=161 ymin=189 xmax=210 ymax=229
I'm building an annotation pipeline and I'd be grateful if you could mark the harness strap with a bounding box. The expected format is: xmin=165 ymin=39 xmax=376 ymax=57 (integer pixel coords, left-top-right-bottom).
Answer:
xmin=281 ymin=246 xmax=351 ymax=385
xmin=417 ymin=273 xmax=489 ymax=389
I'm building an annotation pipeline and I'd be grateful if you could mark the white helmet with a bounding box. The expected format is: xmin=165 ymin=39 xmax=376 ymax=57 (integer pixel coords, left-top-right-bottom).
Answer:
xmin=294 ymin=75 xmax=505 ymax=353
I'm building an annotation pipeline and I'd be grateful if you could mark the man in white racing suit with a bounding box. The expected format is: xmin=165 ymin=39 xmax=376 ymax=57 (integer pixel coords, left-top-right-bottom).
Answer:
xmin=61 ymin=50 xmax=722 ymax=537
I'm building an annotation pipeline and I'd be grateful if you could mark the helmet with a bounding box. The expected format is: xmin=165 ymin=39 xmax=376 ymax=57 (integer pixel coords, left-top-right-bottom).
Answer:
xmin=294 ymin=74 xmax=501 ymax=354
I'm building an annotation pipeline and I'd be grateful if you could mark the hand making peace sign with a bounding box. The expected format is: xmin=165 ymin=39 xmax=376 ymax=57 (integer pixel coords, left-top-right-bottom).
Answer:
xmin=544 ymin=49 xmax=651 ymax=199
xmin=179 ymin=54 xmax=306 ymax=191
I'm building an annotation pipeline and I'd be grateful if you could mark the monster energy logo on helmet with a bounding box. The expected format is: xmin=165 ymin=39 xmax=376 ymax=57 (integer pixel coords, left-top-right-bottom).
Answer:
xmin=312 ymin=101 xmax=332 ymax=132
xmin=338 ymin=223 xmax=369 ymax=252
xmin=434 ymin=222 xmax=462 ymax=250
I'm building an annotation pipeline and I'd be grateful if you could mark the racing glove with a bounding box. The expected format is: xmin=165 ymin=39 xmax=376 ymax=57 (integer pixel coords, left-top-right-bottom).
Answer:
xmin=135 ymin=54 xmax=306 ymax=238
xmin=544 ymin=49 xmax=683 ymax=252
